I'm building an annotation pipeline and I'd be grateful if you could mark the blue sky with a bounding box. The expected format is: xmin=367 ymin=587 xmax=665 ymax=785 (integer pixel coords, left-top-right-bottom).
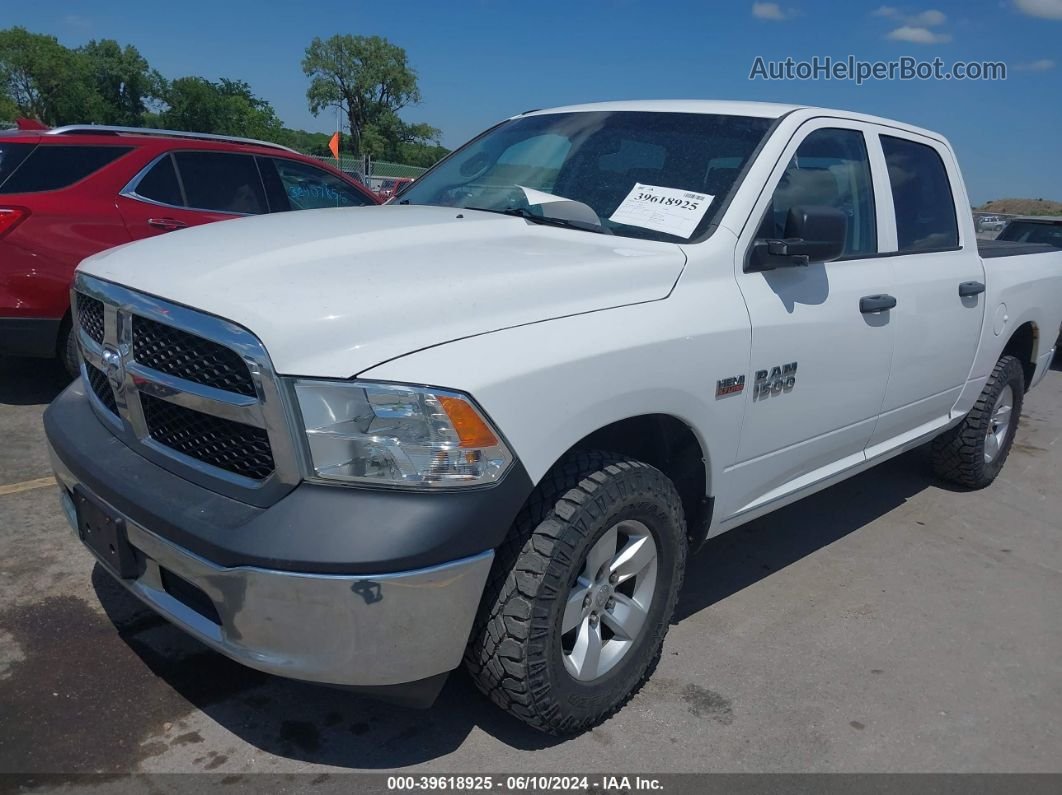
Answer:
xmin=7 ymin=0 xmax=1061 ymax=203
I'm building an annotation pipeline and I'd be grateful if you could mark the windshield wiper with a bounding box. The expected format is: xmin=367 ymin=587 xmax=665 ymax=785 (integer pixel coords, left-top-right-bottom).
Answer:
xmin=466 ymin=206 xmax=608 ymax=235
xmin=503 ymin=207 xmax=609 ymax=234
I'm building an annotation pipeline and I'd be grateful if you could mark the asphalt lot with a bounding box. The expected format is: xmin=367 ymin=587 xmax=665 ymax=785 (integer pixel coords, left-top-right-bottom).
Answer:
xmin=1 ymin=353 xmax=1060 ymax=775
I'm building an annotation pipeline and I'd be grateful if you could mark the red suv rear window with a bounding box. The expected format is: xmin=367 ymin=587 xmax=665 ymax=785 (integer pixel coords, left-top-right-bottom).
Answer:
xmin=0 ymin=142 xmax=35 ymax=189
xmin=0 ymin=144 xmax=132 ymax=194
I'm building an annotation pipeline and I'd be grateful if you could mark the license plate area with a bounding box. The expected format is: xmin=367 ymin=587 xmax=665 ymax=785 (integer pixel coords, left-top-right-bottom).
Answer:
xmin=74 ymin=488 xmax=140 ymax=579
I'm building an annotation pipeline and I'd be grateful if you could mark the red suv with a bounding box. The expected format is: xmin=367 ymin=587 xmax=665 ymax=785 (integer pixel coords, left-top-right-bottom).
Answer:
xmin=0 ymin=123 xmax=379 ymax=375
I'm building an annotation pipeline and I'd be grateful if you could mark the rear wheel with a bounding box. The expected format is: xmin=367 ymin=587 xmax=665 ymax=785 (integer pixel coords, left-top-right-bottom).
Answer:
xmin=58 ymin=318 xmax=79 ymax=380
xmin=465 ymin=451 xmax=687 ymax=735
xmin=931 ymin=355 xmax=1025 ymax=489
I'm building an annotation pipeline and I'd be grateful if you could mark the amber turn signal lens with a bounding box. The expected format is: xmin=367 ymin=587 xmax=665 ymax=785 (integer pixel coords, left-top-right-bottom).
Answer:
xmin=438 ymin=396 xmax=499 ymax=448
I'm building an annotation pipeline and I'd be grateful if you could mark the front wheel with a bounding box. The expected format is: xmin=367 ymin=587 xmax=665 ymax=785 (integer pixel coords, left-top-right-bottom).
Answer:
xmin=931 ymin=355 xmax=1025 ymax=489
xmin=465 ymin=451 xmax=687 ymax=735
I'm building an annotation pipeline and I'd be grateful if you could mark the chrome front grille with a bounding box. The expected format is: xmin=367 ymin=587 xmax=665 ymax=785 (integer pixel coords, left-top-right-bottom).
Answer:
xmin=76 ymin=293 xmax=105 ymax=344
xmin=85 ymin=363 xmax=118 ymax=414
xmin=72 ymin=273 xmax=300 ymax=506
xmin=140 ymin=394 xmax=276 ymax=480
xmin=132 ymin=315 xmax=257 ymax=396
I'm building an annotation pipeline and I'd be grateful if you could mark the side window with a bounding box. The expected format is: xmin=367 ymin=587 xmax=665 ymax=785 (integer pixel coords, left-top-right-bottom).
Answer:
xmin=758 ymin=128 xmax=877 ymax=257
xmin=269 ymin=159 xmax=372 ymax=210
xmin=132 ymin=154 xmax=183 ymax=207
xmin=0 ymin=145 xmax=131 ymax=194
xmin=0 ymin=143 xmax=35 ymax=189
xmin=881 ymin=135 xmax=959 ymax=252
xmin=172 ymin=152 xmax=266 ymax=214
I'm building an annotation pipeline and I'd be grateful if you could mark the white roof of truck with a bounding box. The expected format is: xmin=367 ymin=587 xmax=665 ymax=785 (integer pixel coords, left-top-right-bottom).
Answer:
xmin=520 ymin=100 xmax=947 ymax=143
xmin=522 ymin=99 xmax=804 ymax=119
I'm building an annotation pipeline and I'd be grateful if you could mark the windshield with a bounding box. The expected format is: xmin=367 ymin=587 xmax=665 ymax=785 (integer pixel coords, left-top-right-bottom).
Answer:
xmin=398 ymin=111 xmax=772 ymax=242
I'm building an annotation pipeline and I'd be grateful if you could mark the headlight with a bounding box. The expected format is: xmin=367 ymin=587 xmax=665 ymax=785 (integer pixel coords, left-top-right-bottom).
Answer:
xmin=292 ymin=380 xmax=513 ymax=488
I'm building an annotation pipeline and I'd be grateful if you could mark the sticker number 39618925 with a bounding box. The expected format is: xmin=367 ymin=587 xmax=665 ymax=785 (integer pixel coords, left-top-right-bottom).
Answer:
xmin=609 ymin=183 xmax=714 ymax=239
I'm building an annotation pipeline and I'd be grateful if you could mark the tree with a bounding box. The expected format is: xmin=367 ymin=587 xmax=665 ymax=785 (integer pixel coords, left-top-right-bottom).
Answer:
xmin=357 ymin=107 xmax=442 ymax=161
xmin=78 ymin=39 xmax=154 ymax=126
xmin=302 ymin=34 xmax=438 ymax=156
xmin=152 ymin=76 xmax=282 ymax=138
xmin=275 ymin=127 xmax=334 ymax=156
xmin=0 ymin=92 xmax=17 ymax=126
xmin=395 ymin=140 xmax=450 ymax=168
xmin=0 ymin=27 xmax=100 ymax=125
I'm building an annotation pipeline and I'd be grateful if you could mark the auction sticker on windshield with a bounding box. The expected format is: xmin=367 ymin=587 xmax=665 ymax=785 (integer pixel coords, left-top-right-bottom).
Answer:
xmin=609 ymin=183 xmax=713 ymax=239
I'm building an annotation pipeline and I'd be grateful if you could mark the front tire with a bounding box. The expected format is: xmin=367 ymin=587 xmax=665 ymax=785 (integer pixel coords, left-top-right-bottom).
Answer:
xmin=931 ymin=355 xmax=1025 ymax=489
xmin=465 ymin=451 xmax=687 ymax=735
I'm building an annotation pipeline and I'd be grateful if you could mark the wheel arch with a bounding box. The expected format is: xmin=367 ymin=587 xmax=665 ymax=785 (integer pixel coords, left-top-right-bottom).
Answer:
xmin=1001 ymin=320 xmax=1039 ymax=391
xmin=541 ymin=413 xmax=713 ymax=550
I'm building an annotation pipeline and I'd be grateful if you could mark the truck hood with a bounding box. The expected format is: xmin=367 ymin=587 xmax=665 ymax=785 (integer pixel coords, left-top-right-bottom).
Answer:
xmin=79 ymin=205 xmax=686 ymax=377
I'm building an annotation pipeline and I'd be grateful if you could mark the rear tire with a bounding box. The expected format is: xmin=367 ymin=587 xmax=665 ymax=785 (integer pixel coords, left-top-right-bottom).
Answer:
xmin=58 ymin=319 xmax=79 ymax=381
xmin=931 ymin=355 xmax=1025 ymax=489
xmin=465 ymin=451 xmax=687 ymax=735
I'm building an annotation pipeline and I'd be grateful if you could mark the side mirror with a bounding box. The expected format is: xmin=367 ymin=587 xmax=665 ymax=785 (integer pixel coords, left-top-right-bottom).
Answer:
xmin=748 ymin=205 xmax=847 ymax=272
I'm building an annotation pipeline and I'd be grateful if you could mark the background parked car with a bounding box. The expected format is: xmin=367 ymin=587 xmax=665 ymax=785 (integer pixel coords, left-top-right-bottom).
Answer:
xmin=996 ymin=216 xmax=1062 ymax=248
xmin=0 ymin=123 xmax=379 ymax=375
xmin=376 ymin=176 xmax=414 ymax=200
xmin=975 ymin=214 xmax=1008 ymax=233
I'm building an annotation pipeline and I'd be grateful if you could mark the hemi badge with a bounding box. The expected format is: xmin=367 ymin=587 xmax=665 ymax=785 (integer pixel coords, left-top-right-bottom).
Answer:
xmin=716 ymin=375 xmax=745 ymax=398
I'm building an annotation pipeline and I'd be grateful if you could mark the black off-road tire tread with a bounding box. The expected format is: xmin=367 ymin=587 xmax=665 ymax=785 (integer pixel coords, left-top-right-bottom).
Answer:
xmin=59 ymin=320 xmax=79 ymax=380
xmin=931 ymin=355 xmax=1025 ymax=489
xmin=464 ymin=450 xmax=686 ymax=735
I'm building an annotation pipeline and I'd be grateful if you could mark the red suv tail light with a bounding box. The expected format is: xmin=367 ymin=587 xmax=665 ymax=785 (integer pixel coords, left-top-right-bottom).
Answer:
xmin=0 ymin=207 xmax=30 ymax=238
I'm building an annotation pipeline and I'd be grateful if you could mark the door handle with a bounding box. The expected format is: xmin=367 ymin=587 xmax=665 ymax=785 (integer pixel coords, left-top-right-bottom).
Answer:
xmin=860 ymin=294 xmax=897 ymax=314
xmin=147 ymin=217 xmax=188 ymax=232
xmin=958 ymin=281 xmax=986 ymax=298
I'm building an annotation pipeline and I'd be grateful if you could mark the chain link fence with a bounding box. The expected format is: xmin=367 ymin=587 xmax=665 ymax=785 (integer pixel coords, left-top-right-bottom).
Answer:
xmin=307 ymin=155 xmax=428 ymax=193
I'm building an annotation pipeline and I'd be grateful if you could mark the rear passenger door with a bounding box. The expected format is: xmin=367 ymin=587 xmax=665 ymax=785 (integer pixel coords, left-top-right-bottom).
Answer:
xmin=864 ymin=132 xmax=986 ymax=454
xmin=117 ymin=151 xmax=267 ymax=239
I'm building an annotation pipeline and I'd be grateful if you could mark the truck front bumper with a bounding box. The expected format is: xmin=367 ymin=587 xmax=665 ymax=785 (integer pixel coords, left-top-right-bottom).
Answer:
xmin=44 ymin=384 xmax=508 ymax=696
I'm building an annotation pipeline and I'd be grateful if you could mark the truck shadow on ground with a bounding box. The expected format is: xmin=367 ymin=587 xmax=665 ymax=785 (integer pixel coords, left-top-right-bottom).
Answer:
xmin=91 ymin=445 xmax=941 ymax=770
xmin=675 ymin=449 xmax=932 ymax=623
xmin=92 ymin=566 xmax=564 ymax=768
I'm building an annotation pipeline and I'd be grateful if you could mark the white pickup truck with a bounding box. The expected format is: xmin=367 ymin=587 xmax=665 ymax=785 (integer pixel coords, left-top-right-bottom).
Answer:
xmin=45 ymin=101 xmax=1062 ymax=735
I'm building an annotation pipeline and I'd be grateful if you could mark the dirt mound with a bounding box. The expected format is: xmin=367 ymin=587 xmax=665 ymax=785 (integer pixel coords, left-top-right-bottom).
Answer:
xmin=975 ymin=198 xmax=1062 ymax=216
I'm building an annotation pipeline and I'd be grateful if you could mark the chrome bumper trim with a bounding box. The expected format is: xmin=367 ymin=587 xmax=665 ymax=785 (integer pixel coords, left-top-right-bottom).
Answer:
xmin=51 ymin=453 xmax=493 ymax=688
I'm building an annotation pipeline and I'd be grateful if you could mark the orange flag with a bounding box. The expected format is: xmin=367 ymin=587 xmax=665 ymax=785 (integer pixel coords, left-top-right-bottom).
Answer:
xmin=328 ymin=131 xmax=340 ymax=161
